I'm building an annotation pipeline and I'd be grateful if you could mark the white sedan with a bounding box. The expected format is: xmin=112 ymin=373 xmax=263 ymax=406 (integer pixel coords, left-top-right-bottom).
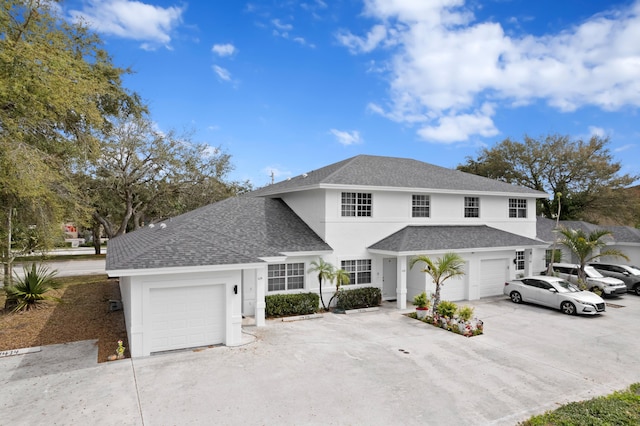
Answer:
xmin=504 ymin=275 xmax=605 ymax=315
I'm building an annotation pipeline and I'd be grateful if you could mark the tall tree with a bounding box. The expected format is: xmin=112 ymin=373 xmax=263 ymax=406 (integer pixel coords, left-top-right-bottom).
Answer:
xmin=86 ymin=113 xmax=247 ymax=239
xmin=409 ymin=252 xmax=466 ymax=312
xmin=0 ymin=0 xmax=139 ymax=283
xmin=556 ymin=227 xmax=629 ymax=290
xmin=457 ymin=134 xmax=638 ymax=223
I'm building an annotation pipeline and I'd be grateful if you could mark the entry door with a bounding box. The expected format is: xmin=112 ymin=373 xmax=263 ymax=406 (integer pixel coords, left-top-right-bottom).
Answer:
xmin=382 ymin=258 xmax=397 ymax=300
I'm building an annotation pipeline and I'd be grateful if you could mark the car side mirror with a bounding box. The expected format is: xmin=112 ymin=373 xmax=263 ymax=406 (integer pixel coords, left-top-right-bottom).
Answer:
xmin=548 ymin=288 xmax=557 ymax=293
xmin=623 ymin=271 xmax=630 ymax=276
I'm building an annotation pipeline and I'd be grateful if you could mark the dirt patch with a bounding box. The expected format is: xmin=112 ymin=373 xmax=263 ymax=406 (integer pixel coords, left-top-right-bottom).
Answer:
xmin=0 ymin=275 xmax=128 ymax=363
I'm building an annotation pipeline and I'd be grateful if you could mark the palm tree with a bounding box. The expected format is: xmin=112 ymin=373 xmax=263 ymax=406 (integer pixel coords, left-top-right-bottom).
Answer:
xmin=556 ymin=227 xmax=629 ymax=283
xmin=410 ymin=252 xmax=465 ymax=312
xmin=4 ymin=263 xmax=63 ymax=312
xmin=307 ymin=258 xmax=335 ymax=310
xmin=327 ymin=268 xmax=350 ymax=308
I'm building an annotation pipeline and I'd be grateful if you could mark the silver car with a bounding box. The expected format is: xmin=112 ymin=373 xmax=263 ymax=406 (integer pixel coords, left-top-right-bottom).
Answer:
xmin=504 ymin=275 xmax=605 ymax=315
xmin=588 ymin=263 xmax=640 ymax=295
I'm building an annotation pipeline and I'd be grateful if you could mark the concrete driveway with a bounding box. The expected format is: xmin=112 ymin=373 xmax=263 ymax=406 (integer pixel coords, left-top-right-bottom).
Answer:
xmin=2 ymin=294 xmax=640 ymax=425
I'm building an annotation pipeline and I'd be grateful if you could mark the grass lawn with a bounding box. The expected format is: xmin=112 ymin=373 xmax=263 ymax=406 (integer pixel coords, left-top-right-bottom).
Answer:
xmin=520 ymin=383 xmax=640 ymax=425
xmin=0 ymin=274 xmax=128 ymax=363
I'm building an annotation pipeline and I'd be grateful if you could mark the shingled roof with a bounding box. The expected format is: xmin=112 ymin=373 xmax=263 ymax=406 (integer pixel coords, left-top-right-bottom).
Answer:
xmin=251 ymin=154 xmax=548 ymax=197
xmin=536 ymin=216 xmax=640 ymax=244
xmin=106 ymin=197 xmax=332 ymax=271
xmin=369 ymin=225 xmax=545 ymax=253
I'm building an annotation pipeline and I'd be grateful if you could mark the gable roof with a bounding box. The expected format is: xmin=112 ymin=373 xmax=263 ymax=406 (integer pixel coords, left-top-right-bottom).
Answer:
xmin=536 ymin=216 xmax=640 ymax=244
xmin=368 ymin=225 xmax=545 ymax=254
xmin=251 ymin=154 xmax=548 ymax=197
xmin=106 ymin=197 xmax=332 ymax=272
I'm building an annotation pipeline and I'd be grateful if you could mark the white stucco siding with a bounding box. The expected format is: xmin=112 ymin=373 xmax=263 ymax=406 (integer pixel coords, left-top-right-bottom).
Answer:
xmin=601 ymin=245 xmax=640 ymax=266
xmin=280 ymin=189 xmax=327 ymax=240
xmin=320 ymin=190 xmax=540 ymax=252
xmin=124 ymin=270 xmax=242 ymax=357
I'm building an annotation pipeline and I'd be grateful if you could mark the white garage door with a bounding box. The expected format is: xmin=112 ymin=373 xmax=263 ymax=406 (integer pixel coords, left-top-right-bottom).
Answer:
xmin=440 ymin=275 xmax=466 ymax=301
xmin=150 ymin=285 xmax=225 ymax=353
xmin=479 ymin=259 xmax=509 ymax=298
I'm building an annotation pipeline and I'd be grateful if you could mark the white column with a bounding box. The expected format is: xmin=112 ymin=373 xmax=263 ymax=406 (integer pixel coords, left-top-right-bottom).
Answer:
xmin=255 ymin=266 xmax=266 ymax=327
xmin=396 ymin=256 xmax=407 ymax=309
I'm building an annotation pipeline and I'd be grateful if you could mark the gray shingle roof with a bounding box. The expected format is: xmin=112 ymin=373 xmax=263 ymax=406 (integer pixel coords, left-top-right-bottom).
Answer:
xmin=368 ymin=225 xmax=545 ymax=253
xmin=251 ymin=154 xmax=548 ymax=197
xmin=536 ymin=216 xmax=640 ymax=244
xmin=106 ymin=197 xmax=332 ymax=271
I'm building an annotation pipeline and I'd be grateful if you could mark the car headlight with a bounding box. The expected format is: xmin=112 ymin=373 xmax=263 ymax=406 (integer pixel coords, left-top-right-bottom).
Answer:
xmin=574 ymin=299 xmax=594 ymax=306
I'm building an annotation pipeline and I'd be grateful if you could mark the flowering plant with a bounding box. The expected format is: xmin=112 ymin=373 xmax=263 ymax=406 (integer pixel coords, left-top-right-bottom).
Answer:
xmin=116 ymin=340 xmax=125 ymax=356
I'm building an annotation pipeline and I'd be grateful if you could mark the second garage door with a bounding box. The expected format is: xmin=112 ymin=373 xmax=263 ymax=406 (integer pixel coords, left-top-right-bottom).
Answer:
xmin=479 ymin=259 xmax=509 ymax=298
xmin=150 ymin=284 xmax=225 ymax=353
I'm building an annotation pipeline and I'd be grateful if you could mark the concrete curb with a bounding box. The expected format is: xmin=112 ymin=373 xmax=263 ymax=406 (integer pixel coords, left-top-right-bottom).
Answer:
xmin=279 ymin=313 xmax=324 ymax=322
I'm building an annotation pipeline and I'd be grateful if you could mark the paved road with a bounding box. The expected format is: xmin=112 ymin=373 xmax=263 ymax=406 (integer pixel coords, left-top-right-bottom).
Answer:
xmin=2 ymin=295 xmax=640 ymax=425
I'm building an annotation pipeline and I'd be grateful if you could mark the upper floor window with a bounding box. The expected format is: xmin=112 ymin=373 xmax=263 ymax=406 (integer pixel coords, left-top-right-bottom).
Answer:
xmin=509 ymin=198 xmax=527 ymax=218
xmin=341 ymin=259 xmax=372 ymax=285
xmin=268 ymin=263 xmax=305 ymax=292
xmin=464 ymin=197 xmax=480 ymax=218
xmin=412 ymin=195 xmax=430 ymax=218
xmin=341 ymin=192 xmax=372 ymax=217
xmin=515 ymin=250 xmax=525 ymax=271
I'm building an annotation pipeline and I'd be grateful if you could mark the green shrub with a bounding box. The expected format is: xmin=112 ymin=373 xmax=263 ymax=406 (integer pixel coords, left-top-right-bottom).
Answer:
xmin=436 ymin=300 xmax=457 ymax=318
xmin=3 ymin=264 xmax=63 ymax=312
xmin=335 ymin=287 xmax=381 ymax=310
xmin=457 ymin=305 xmax=474 ymax=321
xmin=412 ymin=291 xmax=429 ymax=309
xmin=265 ymin=293 xmax=319 ymax=317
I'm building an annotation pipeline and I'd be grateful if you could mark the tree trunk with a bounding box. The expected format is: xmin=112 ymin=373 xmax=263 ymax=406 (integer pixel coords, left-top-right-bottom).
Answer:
xmin=92 ymin=219 xmax=101 ymax=255
xmin=2 ymin=205 xmax=14 ymax=287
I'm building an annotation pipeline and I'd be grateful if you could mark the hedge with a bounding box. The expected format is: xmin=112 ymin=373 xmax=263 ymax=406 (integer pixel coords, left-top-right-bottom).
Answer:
xmin=335 ymin=287 xmax=381 ymax=310
xmin=265 ymin=292 xmax=320 ymax=317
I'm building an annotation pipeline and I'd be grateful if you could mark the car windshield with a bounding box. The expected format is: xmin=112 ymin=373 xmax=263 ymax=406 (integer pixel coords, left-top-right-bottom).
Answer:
xmin=628 ymin=266 xmax=640 ymax=276
xmin=584 ymin=266 xmax=604 ymax=278
xmin=554 ymin=280 xmax=580 ymax=293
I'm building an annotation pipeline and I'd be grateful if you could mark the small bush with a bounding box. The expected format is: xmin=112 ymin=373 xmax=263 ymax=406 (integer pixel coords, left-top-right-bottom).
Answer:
xmin=265 ymin=293 xmax=319 ymax=317
xmin=436 ymin=300 xmax=457 ymax=318
xmin=413 ymin=291 xmax=429 ymax=309
xmin=336 ymin=287 xmax=381 ymax=310
xmin=457 ymin=305 xmax=474 ymax=321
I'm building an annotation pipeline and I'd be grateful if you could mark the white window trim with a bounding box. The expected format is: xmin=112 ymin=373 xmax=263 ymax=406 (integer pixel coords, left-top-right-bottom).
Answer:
xmin=267 ymin=262 xmax=305 ymax=292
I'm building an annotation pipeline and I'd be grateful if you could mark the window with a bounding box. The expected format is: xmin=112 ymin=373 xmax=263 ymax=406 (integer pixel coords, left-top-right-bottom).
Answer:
xmin=464 ymin=197 xmax=480 ymax=218
xmin=341 ymin=192 xmax=372 ymax=217
xmin=545 ymin=249 xmax=560 ymax=267
xmin=341 ymin=259 xmax=372 ymax=285
xmin=515 ymin=250 xmax=525 ymax=271
xmin=509 ymin=198 xmax=527 ymax=218
xmin=268 ymin=263 xmax=305 ymax=291
xmin=412 ymin=195 xmax=430 ymax=218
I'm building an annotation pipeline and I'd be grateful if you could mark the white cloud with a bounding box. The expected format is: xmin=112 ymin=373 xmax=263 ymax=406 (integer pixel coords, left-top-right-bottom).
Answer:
xmin=588 ymin=126 xmax=606 ymax=137
xmin=69 ymin=0 xmax=184 ymax=49
xmin=337 ymin=24 xmax=388 ymax=53
xmin=272 ymin=19 xmax=293 ymax=31
xmin=339 ymin=0 xmax=640 ymax=143
xmin=212 ymin=43 xmax=237 ymax=57
xmin=212 ymin=65 xmax=232 ymax=81
xmin=614 ymin=143 xmax=635 ymax=152
xmin=330 ymin=129 xmax=363 ymax=145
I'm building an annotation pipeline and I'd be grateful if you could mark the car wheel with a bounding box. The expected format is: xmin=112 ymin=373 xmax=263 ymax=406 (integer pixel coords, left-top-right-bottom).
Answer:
xmin=509 ymin=291 xmax=522 ymax=304
xmin=590 ymin=287 xmax=604 ymax=297
xmin=561 ymin=301 xmax=576 ymax=315
xmin=634 ymin=285 xmax=640 ymax=296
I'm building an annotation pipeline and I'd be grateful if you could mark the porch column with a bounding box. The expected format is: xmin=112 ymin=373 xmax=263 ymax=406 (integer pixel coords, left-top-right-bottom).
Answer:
xmin=255 ymin=265 xmax=267 ymax=327
xmin=396 ymin=255 xmax=407 ymax=309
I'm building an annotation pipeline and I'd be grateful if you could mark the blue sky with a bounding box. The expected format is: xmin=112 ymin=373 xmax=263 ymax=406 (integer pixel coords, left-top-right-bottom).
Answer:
xmin=63 ymin=0 xmax=640 ymax=188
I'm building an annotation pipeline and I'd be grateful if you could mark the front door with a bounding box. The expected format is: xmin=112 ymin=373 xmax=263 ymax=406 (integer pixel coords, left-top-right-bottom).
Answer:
xmin=382 ymin=258 xmax=397 ymax=301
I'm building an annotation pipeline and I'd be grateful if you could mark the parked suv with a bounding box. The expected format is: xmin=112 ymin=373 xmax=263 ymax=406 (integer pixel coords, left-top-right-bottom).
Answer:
xmin=547 ymin=263 xmax=627 ymax=297
xmin=588 ymin=263 xmax=640 ymax=296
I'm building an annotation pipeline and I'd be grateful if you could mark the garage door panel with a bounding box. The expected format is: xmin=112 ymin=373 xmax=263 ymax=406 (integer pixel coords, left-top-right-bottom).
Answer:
xmin=150 ymin=285 xmax=225 ymax=353
xmin=480 ymin=259 xmax=508 ymax=298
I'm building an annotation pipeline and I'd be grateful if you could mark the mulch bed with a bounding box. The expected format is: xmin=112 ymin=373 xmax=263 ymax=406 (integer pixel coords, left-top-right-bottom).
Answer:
xmin=0 ymin=275 xmax=128 ymax=363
